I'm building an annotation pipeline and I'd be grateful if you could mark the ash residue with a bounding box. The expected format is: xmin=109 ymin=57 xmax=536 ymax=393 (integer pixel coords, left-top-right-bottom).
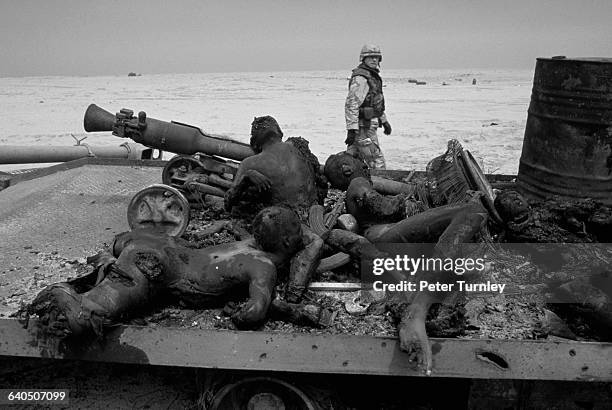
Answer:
xmin=426 ymin=303 xmax=468 ymax=337
xmin=181 ymin=205 xmax=243 ymax=248
xmin=2 ymin=251 xmax=90 ymax=318
xmin=143 ymin=290 xmax=398 ymax=338
xmin=182 ymin=229 xmax=238 ymax=249
xmin=457 ymin=237 xmax=612 ymax=341
xmin=463 ymin=296 xmax=546 ymax=340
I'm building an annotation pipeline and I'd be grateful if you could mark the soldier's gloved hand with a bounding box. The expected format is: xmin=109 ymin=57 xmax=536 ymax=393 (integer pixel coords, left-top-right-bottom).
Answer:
xmin=382 ymin=121 xmax=392 ymax=135
xmin=345 ymin=129 xmax=358 ymax=145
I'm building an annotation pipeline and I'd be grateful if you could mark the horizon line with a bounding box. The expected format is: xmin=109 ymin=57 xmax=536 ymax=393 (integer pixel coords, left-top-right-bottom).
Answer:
xmin=0 ymin=66 xmax=537 ymax=80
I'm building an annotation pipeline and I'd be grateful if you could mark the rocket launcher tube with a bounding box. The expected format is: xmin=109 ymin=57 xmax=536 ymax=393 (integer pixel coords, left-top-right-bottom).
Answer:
xmin=84 ymin=104 xmax=255 ymax=161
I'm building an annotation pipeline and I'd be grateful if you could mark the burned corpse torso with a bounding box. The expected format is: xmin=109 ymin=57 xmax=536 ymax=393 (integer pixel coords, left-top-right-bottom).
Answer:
xmin=110 ymin=232 xmax=284 ymax=313
xmin=230 ymin=138 xmax=325 ymax=219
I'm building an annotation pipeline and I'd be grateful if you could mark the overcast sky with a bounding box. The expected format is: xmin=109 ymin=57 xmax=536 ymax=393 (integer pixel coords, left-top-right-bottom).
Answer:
xmin=1 ymin=0 xmax=611 ymax=77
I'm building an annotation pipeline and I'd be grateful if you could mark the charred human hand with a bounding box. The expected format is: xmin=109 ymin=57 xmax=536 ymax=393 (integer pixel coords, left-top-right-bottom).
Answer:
xmin=225 ymin=169 xmax=272 ymax=211
xmin=243 ymin=169 xmax=272 ymax=193
xmin=228 ymin=298 xmax=269 ymax=329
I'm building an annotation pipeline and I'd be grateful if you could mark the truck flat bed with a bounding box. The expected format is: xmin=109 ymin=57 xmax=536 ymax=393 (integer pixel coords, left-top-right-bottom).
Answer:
xmin=0 ymin=158 xmax=610 ymax=382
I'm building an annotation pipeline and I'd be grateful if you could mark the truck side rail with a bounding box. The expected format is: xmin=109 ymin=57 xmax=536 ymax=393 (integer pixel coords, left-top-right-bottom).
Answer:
xmin=0 ymin=319 xmax=609 ymax=381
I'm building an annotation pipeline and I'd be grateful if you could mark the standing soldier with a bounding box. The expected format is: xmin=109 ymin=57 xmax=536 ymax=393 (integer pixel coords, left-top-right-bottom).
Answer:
xmin=345 ymin=44 xmax=392 ymax=169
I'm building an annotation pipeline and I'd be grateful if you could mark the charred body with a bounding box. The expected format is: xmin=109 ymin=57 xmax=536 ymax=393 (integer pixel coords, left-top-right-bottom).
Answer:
xmin=27 ymin=206 xmax=326 ymax=339
xmin=225 ymin=115 xmax=327 ymax=220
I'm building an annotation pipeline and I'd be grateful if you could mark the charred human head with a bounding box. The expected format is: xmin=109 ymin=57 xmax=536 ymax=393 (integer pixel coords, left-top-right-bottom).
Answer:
xmin=250 ymin=116 xmax=283 ymax=153
xmin=494 ymin=190 xmax=531 ymax=230
xmin=323 ymin=152 xmax=370 ymax=190
xmin=252 ymin=206 xmax=303 ymax=255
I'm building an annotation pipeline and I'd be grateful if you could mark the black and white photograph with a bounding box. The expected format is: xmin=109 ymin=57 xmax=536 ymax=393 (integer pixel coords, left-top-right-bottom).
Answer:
xmin=1 ymin=1 xmax=611 ymax=408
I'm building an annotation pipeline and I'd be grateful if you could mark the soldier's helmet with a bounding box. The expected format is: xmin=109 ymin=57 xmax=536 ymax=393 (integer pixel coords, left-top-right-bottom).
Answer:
xmin=360 ymin=44 xmax=382 ymax=62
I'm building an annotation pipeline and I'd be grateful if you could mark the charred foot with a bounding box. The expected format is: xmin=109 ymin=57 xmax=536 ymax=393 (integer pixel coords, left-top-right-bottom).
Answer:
xmin=398 ymin=308 xmax=433 ymax=375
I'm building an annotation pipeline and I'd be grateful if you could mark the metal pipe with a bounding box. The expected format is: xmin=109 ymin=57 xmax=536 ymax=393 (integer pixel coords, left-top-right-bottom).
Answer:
xmin=0 ymin=143 xmax=154 ymax=164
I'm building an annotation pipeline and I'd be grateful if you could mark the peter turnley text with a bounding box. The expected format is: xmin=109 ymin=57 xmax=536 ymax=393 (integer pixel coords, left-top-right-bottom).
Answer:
xmin=372 ymin=280 xmax=506 ymax=294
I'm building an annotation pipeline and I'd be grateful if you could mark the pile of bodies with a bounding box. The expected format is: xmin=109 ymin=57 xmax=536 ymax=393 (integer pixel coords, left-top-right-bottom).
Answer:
xmin=26 ymin=116 xmax=612 ymax=375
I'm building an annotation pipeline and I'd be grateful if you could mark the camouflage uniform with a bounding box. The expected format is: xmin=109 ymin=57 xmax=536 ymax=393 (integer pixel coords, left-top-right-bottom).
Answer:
xmin=345 ymin=64 xmax=388 ymax=169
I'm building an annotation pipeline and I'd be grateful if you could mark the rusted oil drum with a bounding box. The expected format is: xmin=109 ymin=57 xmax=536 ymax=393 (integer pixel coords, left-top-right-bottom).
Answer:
xmin=517 ymin=57 xmax=612 ymax=204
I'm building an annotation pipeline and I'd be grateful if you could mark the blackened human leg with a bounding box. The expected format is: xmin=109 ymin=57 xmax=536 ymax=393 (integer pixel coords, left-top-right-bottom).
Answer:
xmin=397 ymin=205 xmax=487 ymax=374
xmin=29 ymin=246 xmax=164 ymax=339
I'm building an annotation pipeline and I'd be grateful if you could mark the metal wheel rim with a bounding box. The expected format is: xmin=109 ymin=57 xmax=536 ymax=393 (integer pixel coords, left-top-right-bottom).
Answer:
xmin=127 ymin=183 xmax=190 ymax=236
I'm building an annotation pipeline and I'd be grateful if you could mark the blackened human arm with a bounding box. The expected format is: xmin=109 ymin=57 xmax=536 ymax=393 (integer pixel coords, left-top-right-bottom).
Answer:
xmin=434 ymin=203 xmax=487 ymax=259
xmin=286 ymin=225 xmax=324 ymax=302
xmin=225 ymin=167 xmax=272 ymax=210
xmin=231 ymin=262 xmax=277 ymax=328
xmin=362 ymin=190 xmax=407 ymax=222
xmin=346 ymin=178 xmax=406 ymax=224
